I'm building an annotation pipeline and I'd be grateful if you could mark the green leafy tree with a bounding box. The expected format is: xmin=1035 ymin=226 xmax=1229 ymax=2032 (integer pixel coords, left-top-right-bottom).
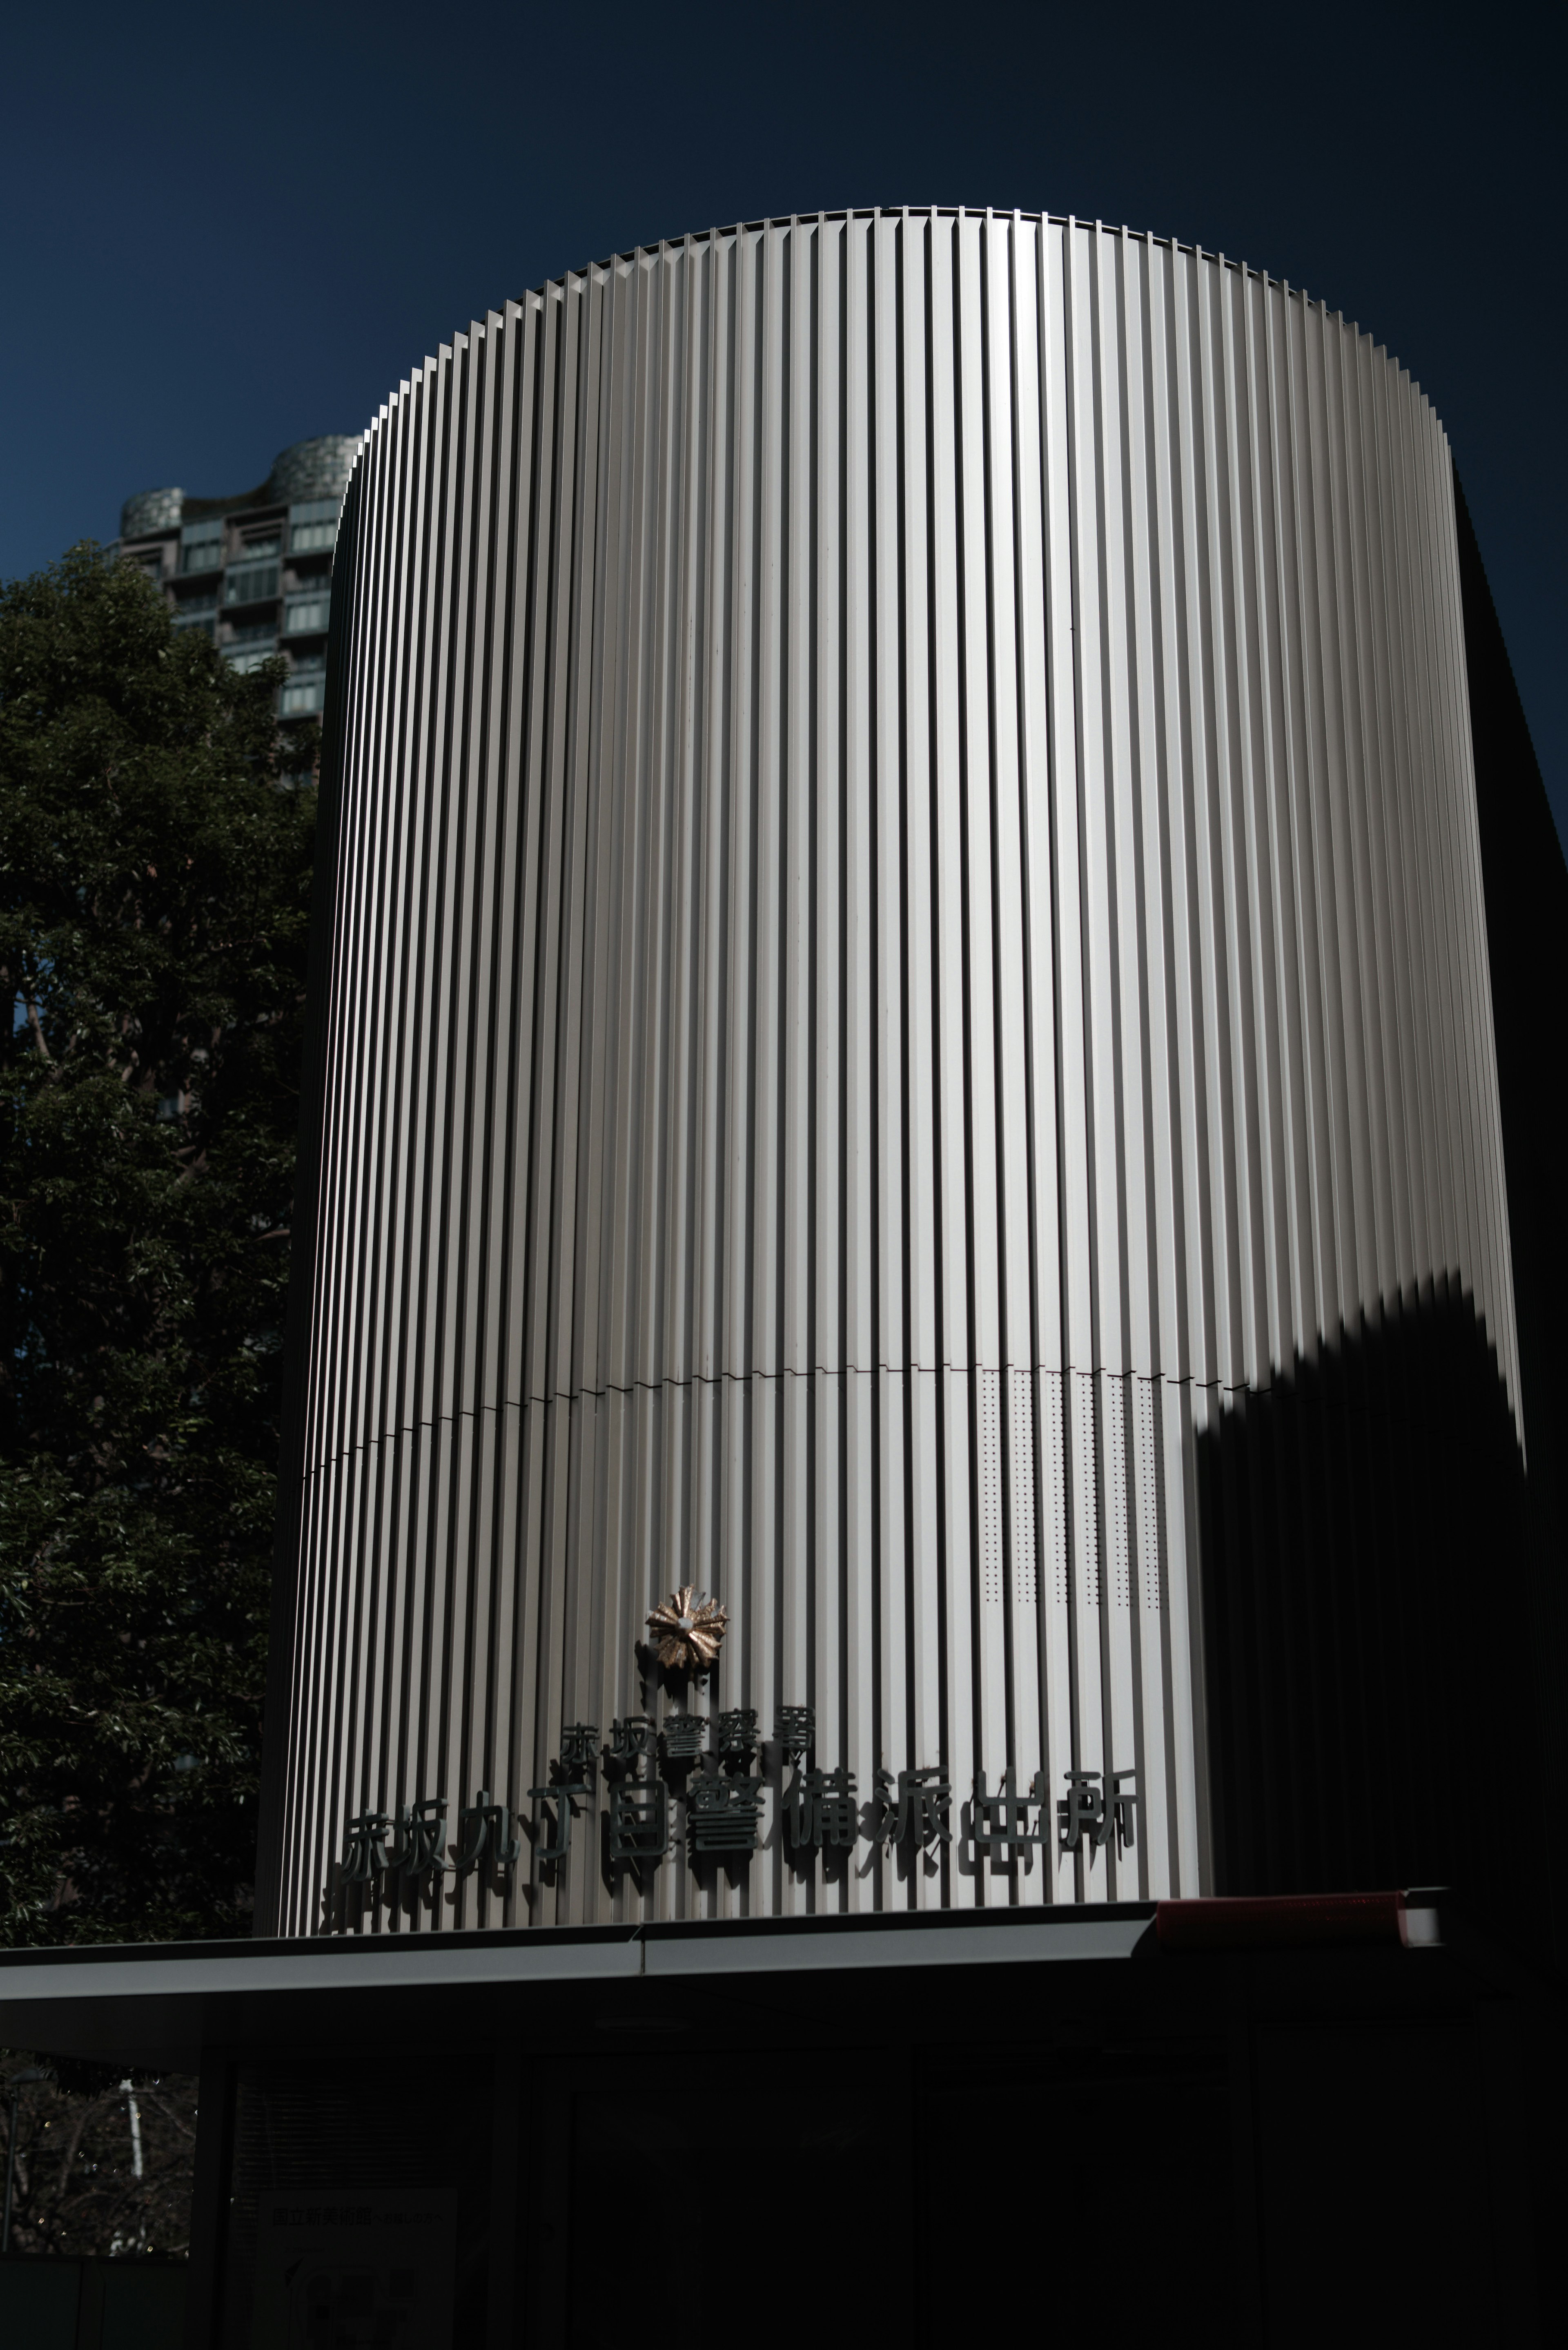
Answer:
xmin=0 ymin=545 xmax=316 ymax=1945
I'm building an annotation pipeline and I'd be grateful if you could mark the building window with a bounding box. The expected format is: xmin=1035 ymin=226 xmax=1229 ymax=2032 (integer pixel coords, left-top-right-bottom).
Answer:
xmin=225 ymin=640 xmax=278 ymax=674
xmin=284 ymin=588 xmax=332 ymax=636
xmin=180 ymin=518 xmax=225 ymax=575
xmin=290 ymin=496 xmax=340 ymax=554
xmin=281 ymin=655 xmax=326 ymax=716
xmin=225 ymin=559 xmax=280 ymax=607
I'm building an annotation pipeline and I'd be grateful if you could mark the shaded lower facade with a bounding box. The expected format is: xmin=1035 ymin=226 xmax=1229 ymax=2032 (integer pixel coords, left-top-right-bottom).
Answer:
xmin=1456 ymin=476 xmax=1568 ymax=1969
xmin=1194 ymin=1284 xmax=1534 ymax=1913
xmin=0 ymin=1903 xmax=1553 ymax=2349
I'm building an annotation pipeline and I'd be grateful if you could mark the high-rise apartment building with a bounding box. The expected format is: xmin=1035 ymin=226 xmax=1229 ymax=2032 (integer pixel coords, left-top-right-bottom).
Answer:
xmin=114 ymin=433 xmax=359 ymax=720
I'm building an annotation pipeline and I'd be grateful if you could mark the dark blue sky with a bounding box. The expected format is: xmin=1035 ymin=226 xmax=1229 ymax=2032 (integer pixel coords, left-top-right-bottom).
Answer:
xmin=6 ymin=1 xmax=1561 ymax=841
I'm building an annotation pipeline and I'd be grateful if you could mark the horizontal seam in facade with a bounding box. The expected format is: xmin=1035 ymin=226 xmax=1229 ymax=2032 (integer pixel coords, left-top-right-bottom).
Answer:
xmin=299 ymin=1365 xmax=1357 ymax=1481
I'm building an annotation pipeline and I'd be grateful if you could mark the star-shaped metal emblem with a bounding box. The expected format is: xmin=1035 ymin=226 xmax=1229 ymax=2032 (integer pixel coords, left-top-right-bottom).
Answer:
xmin=644 ymin=1585 xmax=728 ymax=1674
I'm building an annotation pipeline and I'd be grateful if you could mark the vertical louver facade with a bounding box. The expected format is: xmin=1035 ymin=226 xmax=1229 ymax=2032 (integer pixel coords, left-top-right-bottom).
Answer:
xmin=259 ymin=210 xmax=1518 ymax=1938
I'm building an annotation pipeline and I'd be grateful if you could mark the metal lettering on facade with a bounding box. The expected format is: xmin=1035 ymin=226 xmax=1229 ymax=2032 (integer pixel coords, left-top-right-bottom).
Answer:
xmin=340 ymin=1721 xmax=1133 ymax=1888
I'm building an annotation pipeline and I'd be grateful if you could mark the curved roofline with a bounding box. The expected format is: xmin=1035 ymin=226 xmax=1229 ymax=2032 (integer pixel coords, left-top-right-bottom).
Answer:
xmin=509 ymin=206 xmax=1370 ymax=343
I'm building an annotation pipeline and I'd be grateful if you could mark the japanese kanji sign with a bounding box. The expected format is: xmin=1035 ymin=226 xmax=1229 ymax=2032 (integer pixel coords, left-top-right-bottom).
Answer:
xmin=340 ymin=1739 xmax=1134 ymax=1887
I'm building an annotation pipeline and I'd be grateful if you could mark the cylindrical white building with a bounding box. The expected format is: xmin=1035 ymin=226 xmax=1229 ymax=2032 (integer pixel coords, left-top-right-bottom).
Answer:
xmin=258 ymin=209 xmax=1519 ymax=1939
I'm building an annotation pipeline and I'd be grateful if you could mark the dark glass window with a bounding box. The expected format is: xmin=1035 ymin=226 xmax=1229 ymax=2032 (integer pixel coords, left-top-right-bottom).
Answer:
xmin=219 ymin=2064 xmax=492 ymax=2350
xmin=180 ymin=520 xmax=224 ymax=575
xmin=284 ymin=587 xmax=332 ymax=635
xmin=290 ymin=495 xmax=341 ymax=553
xmin=225 ymin=560 xmax=279 ymax=607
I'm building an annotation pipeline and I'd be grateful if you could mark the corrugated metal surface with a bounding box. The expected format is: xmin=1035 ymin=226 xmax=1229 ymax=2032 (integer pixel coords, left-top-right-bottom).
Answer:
xmin=263 ymin=210 xmax=1517 ymax=1936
